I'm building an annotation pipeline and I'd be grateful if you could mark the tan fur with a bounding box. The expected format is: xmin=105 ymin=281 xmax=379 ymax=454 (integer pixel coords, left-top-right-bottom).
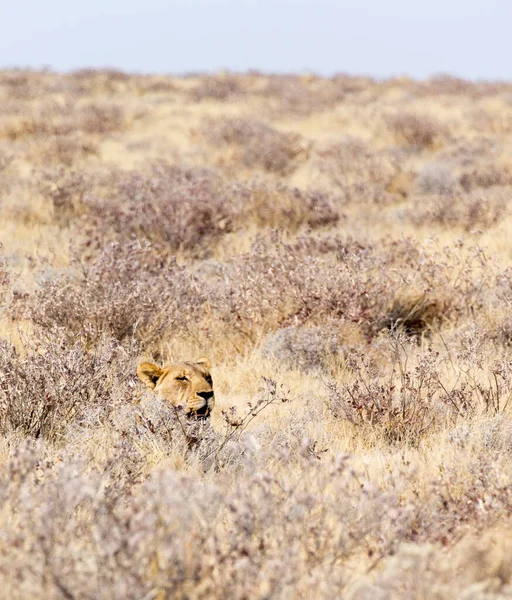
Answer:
xmin=137 ymin=357 xmax=214 ymax=419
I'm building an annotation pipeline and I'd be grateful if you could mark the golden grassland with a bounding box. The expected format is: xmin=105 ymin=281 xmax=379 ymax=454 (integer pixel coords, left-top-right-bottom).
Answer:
xmin=1 ymin=69 xmax=512 ymax=598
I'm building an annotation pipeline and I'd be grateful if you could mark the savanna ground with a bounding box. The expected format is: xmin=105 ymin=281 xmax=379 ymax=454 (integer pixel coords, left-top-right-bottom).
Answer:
xmin=1 ymin=69 xmax=512 ymax=598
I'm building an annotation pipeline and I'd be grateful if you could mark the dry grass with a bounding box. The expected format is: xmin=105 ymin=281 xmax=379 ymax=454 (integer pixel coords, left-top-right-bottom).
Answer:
xmin=1 ymin=68 xmax=512 ymax=598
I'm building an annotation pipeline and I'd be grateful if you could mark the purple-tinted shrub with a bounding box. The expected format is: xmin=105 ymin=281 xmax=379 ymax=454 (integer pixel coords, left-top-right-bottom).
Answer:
xmin=200 ymin=117 xmax=309 ymax=174
xmin=84 ymin=164 xmax=235 ymax=256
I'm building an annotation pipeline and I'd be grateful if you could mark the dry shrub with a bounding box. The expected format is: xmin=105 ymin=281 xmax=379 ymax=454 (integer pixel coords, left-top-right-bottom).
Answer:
xmin=261 ymin=326 xmax=341 ymax=372
xmin=258 ymin=74 xmax=347 ymax=116
xmin=25 ymin=241 xmax=203 ymax=348
xmin=409 ymin=189 xmax=508 ymax=231
xmin=471 ymin=107 xmax=512 ymax=135
xmin=350 ymin=530 xmax=512 ymax=599
xmin=0 ymin=151 xmax=14 ymax=175
xmin=78 ymin=102 xmax=126 ymax=135
xmin=37 ymin=100 xmax=127 ymax=137
xmin=0 ymin=69 xmax=52 ymax=100
xmin=257 ymin=73 xmax=373 ymax=117
xmin=361 ymin=239 xmax=494 ymax=341
xmin=194 ymin=236 xmax=491 ymax=348
xmin=0 ymin=99 xmax=127 ymax=141
xmin=200 ymin=117 xmax=309 ymax=174
xmin=189 ymin=73 xmax=246 ymax=101
xmin=202 ymin=234 xmax=378 ymax=345
xmin=315 ymin=137 xmax=398 ymax=202
xmin=414 ymin=163 xmax=458 ymax=196
xmin=413 ymin=73 xmax=510 ymax=98
xmin=0 ymin=336 xmax=134 ymax=441
xmin=460 ymin=161 xmax=512 ymax=191
xmin=0 ymin=442 xmax=415 ymax=599
xmin=63 ymin=68 xmax=133 ymax=95
xmin=387 ymin=111 xmax=447 ymax=149
xmin=2 ymin=434 xmax=511 ymax=599
xmin=229 ymin=179 xmax=342 ymax=231
xmin=328 ymin=337 xmax=478 ymax=444
xmin=329 ymin=329 xmax=512 ymax=445
xmin=38 ymin=134 xmax=99 ymax=167
xmin=0 ymin=244 xmax=9 ymax=307
xmin=327 ymin=341 xmax=449 ymax=444
xmin=436 ymin=136 xmax=501 ymax=168
xmin=84 ymin=164 xmax=235 ymax=256
xmin=36 ymin=167 xmax=91 ymax=225
xmin=376 ymin=290 xmax=451 ymax=337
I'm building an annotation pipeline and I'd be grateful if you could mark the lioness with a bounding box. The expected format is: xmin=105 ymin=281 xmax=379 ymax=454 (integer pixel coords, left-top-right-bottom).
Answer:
xmin=137 ymin=357 xmax=215 ymax=419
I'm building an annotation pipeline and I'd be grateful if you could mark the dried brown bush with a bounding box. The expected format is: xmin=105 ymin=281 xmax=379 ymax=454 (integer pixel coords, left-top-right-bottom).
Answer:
xmin=460 ymin=162 xmax=512 ymax=191
xmin=0 ymin=244 xmax=9 ymax=307
xmin=315 ymin=137 xmax=398 ymax=202
xmin=259 ymin=74 xmax=347 ymax=116
xmin=202 ymin=234 xmax=379 ymax=345
xmin=36 ymin=166 xmax=91 ymax=225
xmin=257 ymin=73 xmax=373 ymax=117
xmin=326 ymin=336 xmax=503 ymax=444
xmin=200 ymin=117 xmax=309 ymax=174
xmin=0 ymin=336 xmax=134 ymax=441
xmin=2 ymin=431 xmax=511 ymax=599
xmin=0 ymin=442 xmax=417 ymax=598
xmin=413 ymin=73 xmax=510 ymax=98
xmin=189 ymin=73 xmax=246 ymax=101
xmin=261 ymin=325 xmax=341 ymax=372
xmin=327 ymin=347 xmax=447 ymax=444
xmin=0 ymin=99 xmax=127 ymax=141
xmin=387 ymin=111 xmax=448 ymax=149
xmin=25 ymin=241 xmax=203 ymax=348
xmin=63 ymin=68 xmax=133 ymax=94
xmin=78 ymin=102 xmax=126 ymax=135
xmin=229 ymin=179 xmax=342 ymax=231
xmin=414 ymin=163 xmax=458 ymax=196
xmin=409 ymin=189 xmax=508 ymax=231
xmin=39 ymin=134 xmax=99 ymax=167
xmin=376 ymin=290 xmax=452 ymax=337
xmin=192 ymin=236 xmax=491 ymax=348
xmin=84 ymin=164 xmax=235 ymax=256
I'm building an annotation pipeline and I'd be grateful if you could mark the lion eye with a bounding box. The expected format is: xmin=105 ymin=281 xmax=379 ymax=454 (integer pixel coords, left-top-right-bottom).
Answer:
xmin=176 ymin=376 xmax=188 ymax=382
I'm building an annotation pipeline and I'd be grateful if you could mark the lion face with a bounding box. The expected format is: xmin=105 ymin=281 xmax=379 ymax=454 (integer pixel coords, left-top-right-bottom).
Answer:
xmin=137 ymin=357 xmax=214 ymax=419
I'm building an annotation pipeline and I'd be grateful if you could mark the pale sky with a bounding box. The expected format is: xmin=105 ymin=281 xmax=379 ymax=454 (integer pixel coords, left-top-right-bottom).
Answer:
xmin=0 ymin=0 xmax=509 ymax=79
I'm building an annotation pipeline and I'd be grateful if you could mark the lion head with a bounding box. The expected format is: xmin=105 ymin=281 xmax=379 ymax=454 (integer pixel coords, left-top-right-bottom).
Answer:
xmin=137 ymin=357 xmax=214 ymax=419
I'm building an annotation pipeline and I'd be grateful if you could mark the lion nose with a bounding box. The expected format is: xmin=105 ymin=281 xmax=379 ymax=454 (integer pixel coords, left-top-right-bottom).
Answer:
xmin=197 ymin=391 xmax=214 ymax=402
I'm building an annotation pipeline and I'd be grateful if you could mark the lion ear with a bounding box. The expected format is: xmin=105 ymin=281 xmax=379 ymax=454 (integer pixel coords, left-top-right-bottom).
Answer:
xmin=195 ymin=357 xmax=211 ymax=369
xmin=137 ymin=362 xmax=163 ymax=389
